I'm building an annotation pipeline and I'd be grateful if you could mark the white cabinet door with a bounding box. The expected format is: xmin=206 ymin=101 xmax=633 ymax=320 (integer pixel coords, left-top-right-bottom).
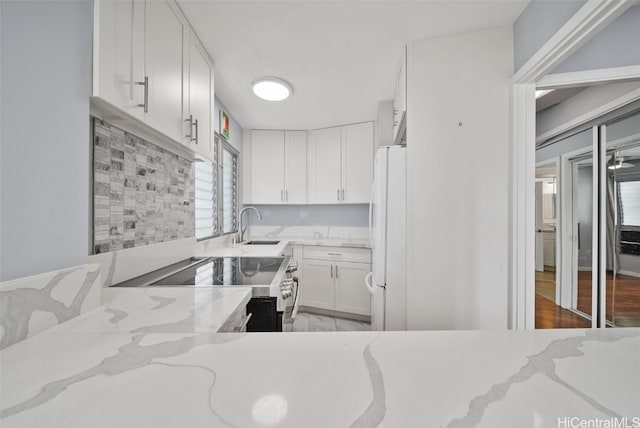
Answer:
xmin=301 ymin=260 xmax=334 ymax=310
xmin=308 ymin=127 xmax=342 ymax=204
xmin=341 ymin=122 xmax=374 ymax=203
xmin=94 ymin=0 xmax=145 ymax=120
xmin=284 ymin=130 xmax=307 ymax=204
xmin=187 ymin=38 xmax=212 ymax=158
xmin=144 ymin=0 xmax=184 ymax=143
xmin=250 ymin=130 xmax=285 ymax=204
xmin=334 ymin=262 xmax=371 ymax=316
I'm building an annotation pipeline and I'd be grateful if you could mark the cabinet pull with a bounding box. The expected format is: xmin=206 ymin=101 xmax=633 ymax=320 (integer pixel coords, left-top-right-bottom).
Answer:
xmin=335 ymin=264 xmax=339 ymax=278
xmin=193 ymin=119 xmax=199 ymax=144
xmin=281 ymin=190 xmax=284 ymax=203
xmin=337 ymin=189 xmax=340 ymax=202
xmin=341 ymin=189 xmax=345 ymax=201
xmin=330 ymin=264 xmax=333 ymax=278
xmin=185 ymin=115 xmax=194 ymax=140
xmin=285 ymin=190 xmax=288 ymax=202
xmin=328 ymin=253 xmax=342 ymax=256
xmin=136 ymin=76 xmax=149 ymax=113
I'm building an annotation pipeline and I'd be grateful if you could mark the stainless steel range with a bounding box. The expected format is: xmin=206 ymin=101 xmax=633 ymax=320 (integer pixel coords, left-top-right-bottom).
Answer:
xmin=112 ymin=256 xmax=300 ymax=332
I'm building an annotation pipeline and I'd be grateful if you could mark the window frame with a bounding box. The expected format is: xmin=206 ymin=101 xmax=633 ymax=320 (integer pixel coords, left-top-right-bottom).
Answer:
xmin=216 ymin=133 xmax=239 ymax=237
xmin=194 ymin=159 xmax=217 ymax=242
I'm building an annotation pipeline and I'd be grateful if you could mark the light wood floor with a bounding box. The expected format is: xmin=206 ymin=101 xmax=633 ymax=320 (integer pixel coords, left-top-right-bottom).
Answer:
xmin=535 ymin=267 xmax=640 ymax=328
xmin=576 ymin=271 xmax=640 ymax=327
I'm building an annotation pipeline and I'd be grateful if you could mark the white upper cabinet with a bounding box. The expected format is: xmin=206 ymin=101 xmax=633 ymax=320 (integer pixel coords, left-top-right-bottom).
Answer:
xmin=144 ymin=0 xmax=184 ymax=143
xmin=393 ymin=45 xmax=407 ymax=144
xmin=341 ymin=122 xmax=374 ymax=203
xmin=246 ymin=130 xmax=307 ymax=204
xmin=250 ymin=130 xmax=286 ymax=204
xmin=308 ymin=127 xmax=343 ymax=204
xmin=93 ymin=0 xmax=145 ymax=120
xmin=93 ymin=0 xmax=214 ymax=157
xmin=284 ymin=131 xmax=308 ymax=204
xmin=185 ymin=35 xmax=213 ymax=160
xmin=308 ymin=122 xmax=374 ymax=204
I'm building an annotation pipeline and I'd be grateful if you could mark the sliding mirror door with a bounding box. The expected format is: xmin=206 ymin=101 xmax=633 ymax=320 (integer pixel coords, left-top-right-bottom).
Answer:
xmin=605 ymin=112 xmax=640 ymax=327
xmin=569 ymin=152 xmax=596 ymax=321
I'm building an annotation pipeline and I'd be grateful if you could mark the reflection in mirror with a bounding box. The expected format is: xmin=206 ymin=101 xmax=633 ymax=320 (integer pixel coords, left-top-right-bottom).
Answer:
xmin=606 ymin=112 xmax=640 ymax=327
xmin=572 ymin=155 xmax=594 ymax=319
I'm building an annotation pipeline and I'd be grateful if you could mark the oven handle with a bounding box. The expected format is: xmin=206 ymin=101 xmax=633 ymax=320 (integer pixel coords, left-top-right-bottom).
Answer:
xmin=291 ymin=277 xmax=300 ymax=319
xmin=234 ymin=313 xmax=253 ymax=332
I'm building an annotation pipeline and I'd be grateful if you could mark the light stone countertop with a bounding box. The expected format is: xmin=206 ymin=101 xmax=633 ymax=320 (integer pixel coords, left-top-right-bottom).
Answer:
xmin=52 ymin=286 xmax=253 ymax=335
xmin=2 ymin=290 xmax=639 ymax=428
xmin=198 ymin=238 xmax=371 ymax=259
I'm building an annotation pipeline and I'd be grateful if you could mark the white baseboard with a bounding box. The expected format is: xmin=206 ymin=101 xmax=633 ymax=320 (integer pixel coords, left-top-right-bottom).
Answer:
xmin=617 ymin=270 xmax=640 ymax=279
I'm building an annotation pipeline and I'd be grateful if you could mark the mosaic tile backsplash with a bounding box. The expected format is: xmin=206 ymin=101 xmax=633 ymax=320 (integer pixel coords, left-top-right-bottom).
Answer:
xmin=93 ymin=119 xmax=195 ymax=254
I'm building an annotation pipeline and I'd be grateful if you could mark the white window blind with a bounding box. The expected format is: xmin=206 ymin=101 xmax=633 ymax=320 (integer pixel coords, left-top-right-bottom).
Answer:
xmin=221 ymin=146 xmax=238 ymax=234
xmin=619 ymin=181 xmax=640 ymax=227
xmin=194 ymin=161 xmax=216 ymax=239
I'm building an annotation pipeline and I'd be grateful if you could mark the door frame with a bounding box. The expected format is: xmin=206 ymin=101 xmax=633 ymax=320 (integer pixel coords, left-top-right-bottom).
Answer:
xmin=510 ymin=0 xmax=636 ymax=329
xmin=535 ymin=157 xmax=561 ymax=304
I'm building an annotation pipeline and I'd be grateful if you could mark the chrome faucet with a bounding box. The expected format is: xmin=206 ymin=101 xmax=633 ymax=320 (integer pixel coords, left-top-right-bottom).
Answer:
xmin=237 ymin=206 xmax=263 ymax=243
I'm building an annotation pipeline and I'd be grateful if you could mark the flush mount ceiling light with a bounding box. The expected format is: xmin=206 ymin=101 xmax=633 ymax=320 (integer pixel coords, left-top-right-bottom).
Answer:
xmin=252 ymin=77 xmax=293 ymax=101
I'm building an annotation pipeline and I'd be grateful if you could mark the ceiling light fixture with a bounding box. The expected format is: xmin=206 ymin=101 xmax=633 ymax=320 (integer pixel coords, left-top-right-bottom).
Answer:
xmin=252 ymin=77 xmax=293 ymax=101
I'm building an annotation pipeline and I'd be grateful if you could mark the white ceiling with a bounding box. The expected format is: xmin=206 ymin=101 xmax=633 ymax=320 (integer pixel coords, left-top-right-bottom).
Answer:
xmin=178 ymin=1 xmax=529 ymax=131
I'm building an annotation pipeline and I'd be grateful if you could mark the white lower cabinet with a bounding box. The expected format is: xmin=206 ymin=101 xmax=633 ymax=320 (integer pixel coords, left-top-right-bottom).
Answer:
xmin=301 ymin=260 xmax=335 ymax=310
xmin=334 ymin=262 xmax=371 ymax=316
xmin=300 ymin=247 xmax=371 ymax=316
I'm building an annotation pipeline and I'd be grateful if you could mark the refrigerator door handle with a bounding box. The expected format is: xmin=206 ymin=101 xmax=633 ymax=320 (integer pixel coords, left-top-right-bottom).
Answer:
xmin=365 ymin=272 xmax=375 ymax=295
xmin=368 ymin=182 xmax=375 ymax=249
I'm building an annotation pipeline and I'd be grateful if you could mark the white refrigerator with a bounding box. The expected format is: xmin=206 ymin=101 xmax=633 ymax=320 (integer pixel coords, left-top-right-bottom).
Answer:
xmin=365 ymin=145 xmax=407 ymax=331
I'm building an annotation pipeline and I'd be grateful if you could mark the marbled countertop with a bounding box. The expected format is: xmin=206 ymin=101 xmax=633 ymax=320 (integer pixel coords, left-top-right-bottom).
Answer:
xmin=199 ymin=238 xmax=371 ymax=259
xmin=2 ymin=288 xmax=639 ymax=428
xmin=54 ymin=287 xmax=253 ymax=334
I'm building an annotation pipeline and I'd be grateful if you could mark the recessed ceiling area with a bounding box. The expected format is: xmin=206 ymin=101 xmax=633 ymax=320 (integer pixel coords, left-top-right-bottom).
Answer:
xmin=178 ymin=1 xmax=529 ymax=130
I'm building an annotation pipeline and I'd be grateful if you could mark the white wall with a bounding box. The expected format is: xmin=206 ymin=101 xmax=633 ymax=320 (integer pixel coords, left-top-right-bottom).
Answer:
xmin=0 ymin=0 xmax=93 ymax=281
xmin=406 ymin=27 xmax=513 ymax=330
xmin=551 ymin=5 xmax=640 ymax=74
xmin=513 ymin=0 xmax=587 ymax=72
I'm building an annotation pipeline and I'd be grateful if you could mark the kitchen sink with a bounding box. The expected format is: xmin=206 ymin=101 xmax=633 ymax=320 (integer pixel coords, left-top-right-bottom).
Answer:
xmin=243 ymin=240 xmax=280 ymax=245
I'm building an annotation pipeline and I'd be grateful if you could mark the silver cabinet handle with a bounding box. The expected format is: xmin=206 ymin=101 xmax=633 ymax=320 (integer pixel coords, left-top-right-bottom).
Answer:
xmin=234 ymin=313 xmax=252 ymax=332
xmin=337 ymin=189 xmax=340 ymax=201
xmin=335 ymin=264 xmax=339 ymax=278
xmin=194 ymin=119 xmax=199 ymax=144
xmin=136 ymin=76 xmax=149 ymax=113
xmin=330 ymin=264 xmax=333 ymax=278
xmin=185 ymin=115 xmax=194 ymax=140
xmin=341 ymin=189 xmax=345 ymax=201
xmin=281 ymin=190 xmax=284 ymax=203
xmin=328 ymin=252 xmax=342 ymax=256
xmin=285 ymin=190 xmax=288 ymax=202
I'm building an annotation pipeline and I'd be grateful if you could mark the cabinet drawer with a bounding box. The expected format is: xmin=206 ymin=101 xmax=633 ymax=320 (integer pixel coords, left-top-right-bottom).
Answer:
xmin=303 ymin=246 xmax=371 ymax=263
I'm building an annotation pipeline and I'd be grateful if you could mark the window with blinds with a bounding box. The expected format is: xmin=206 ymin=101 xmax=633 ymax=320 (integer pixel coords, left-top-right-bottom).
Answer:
xmin=194 ymin=160 xmax=217 ymax=240
xmin=221 ymin=144 xmax=238 ymax=234
xmin=620 ymin=181 xmax=640 ymax=227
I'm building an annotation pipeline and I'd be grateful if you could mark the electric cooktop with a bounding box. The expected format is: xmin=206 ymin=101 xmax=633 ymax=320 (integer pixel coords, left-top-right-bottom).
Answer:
xmin=113 ymin=257 xmax=285 ymax=287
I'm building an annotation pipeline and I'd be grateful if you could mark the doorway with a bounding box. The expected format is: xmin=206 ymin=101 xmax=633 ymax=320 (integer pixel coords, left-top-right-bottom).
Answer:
xmin=535 ymin=156 xmax=592 ymax=328
xmin=534 ymin=108 xmax=640 ymax=328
